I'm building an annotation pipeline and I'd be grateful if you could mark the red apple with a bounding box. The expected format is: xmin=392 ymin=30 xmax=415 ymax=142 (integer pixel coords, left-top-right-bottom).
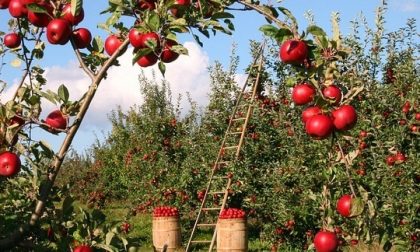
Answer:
xmin=45 ymin=110 xmax=68 ymax=131
xmin=305 ymin=114 xmax=334 ymax=139
xmin=322 ymin=85 xmax=342 ymax=105
xmin=138 ymin=0 xmax=156 ymax=10
xmin=415 ymin=113 xmax=420 ymax=121
xmin=3 ymin=33 xmax=21 ymax=48
xmin=73 ymin=245 xmax=93 ymax=252
xmin=386 ymin=155 xmax=396 ymax=166
xmin=161 ymin=40 xmax=179 ymax=63
xmin=331 ymin=105 xmax=357 ymax=131
xmin=129 ymin=30 xmax=160 ymax=49
xmin=279 ymin=39 xmax=308 ymax=65
xmin=395 ymin=152 xmax=406 ymax=164
xmin=302 ymin=106 xmax=322 ymax=123
xmin=292 ymin=83 xmax=316 ymax=105
xmin=46 ymin=19 xmax=71 ymax=45
xmin=0 ymin=151 xmax=21 ymax=177
xmin=104 ymin=35 xmax=123 ymax=56
xmin=72 ymin=28 xmax=91 ymax=49
xmin=336 ymin=194 xmax=352 ymax=217
xmin=8 ymin=0 xmax=27 ymax=18
xmin=313 ymin=231 xmax=338 ymax=252
xmin=137 ymin=53 xmax=158 ymax=67
xmin=61 ymin=3 xmax=84 ymax=26
xmin=170 ymin=0 xmax=191 ymax=17
xmin=27 ymin=2 xmax=52 ymax=27
xmin=0 ymin=0 xmax=10 ymax=9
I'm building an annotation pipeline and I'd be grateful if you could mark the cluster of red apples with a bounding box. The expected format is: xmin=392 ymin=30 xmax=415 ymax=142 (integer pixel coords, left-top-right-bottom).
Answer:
xmin=1 ymin=0 xmax=91 ymax=49
xmin=0 ymin=109 xmax=67 ymax=178
xmin=279 ymin=39 xmax=357 ymax=139
xmin=219 ymin=208 xmax=246 ymax=219
xmin=153 ymin=206 xmax=179 ymax=217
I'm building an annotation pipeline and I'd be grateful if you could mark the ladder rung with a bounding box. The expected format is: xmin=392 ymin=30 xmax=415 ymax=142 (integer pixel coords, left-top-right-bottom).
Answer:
xmin=191 ymin=240 xmax=212 ymax=244
xmin=232 ymin=117 xmax=246 ymax=121
xmin=228 ymin=131 xmax=243 ymax=135
xmin=202 ymin=207 xmax=222 ymax=211
xmin=212 ymin=176 xmax=228 ymax=179
xmin=197 ymin=223 xmax=217 ymax=227
xmin=223 ymin=145 xmax=239 ymax=150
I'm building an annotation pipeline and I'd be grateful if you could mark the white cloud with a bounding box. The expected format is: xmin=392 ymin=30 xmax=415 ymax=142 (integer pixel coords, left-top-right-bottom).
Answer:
xmin=2 ymin=41 xmax=211 ymax=130
xmin=392 ymin=0 xmax=420 ymax=12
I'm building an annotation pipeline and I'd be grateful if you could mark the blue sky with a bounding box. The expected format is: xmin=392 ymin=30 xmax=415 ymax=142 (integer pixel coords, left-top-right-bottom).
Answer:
xmin=0 ymin=0 xmax=419 ymax=153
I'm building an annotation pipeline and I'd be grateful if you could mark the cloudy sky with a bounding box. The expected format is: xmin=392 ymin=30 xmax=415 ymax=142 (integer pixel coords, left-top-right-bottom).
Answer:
xmin=0 ymin=0 xmax=418 ymax=152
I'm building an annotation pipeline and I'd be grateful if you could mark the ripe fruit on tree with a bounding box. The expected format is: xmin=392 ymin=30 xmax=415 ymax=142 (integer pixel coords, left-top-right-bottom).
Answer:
xmin=279 ymin=39 xmax=308 ymax=65
xmin=72 ymin=28 xmax=92 ymax=49
xmin=331 ymin=105 xmax=357 ymax=131
xmin=137 ymin=53 xmax=158 ymax=67
xmin=104 ymin=35 xmax=123 ymax=56
xmin=336 ymin=194 xmax=352 ymax=217
xmin=170 ymin=0 xmax=191 ymax=17
xmin=61 ymin=3 xmax=84 ymax=26
xmin=322 ymin=85 xmax=342 ymax=105
xmin=129 ymin=30 xmax=160 ymax=49
xmin=302 ymin=106 xmax=322 ymax=123
xmin=161 ymin=40 xmax=179 ymax=63
xmin=3 ymin=32 xmax=21 ymax=48
xmin=0 ymin=0 xmax=10 ymax=9
xmin=0 ymin=151 xmax=21 ymax=177
xmin=73 ymin=245 xmax=93 ymax=252
xmin=27 ymin=2 xmax=52 ymax=27
xmin=395 ymin=152 xmax=406 ymax=164
xmin=305 ymin=114 xmax=334 ymax=139
xmin=291 ymin=83 xmax=316 ymax=105
xmin=313 ymin=231 xmax=338 ymax=252
xmin=46 ymin=19 xmax=72 ymax=45
xmin=138 ymin=0 xmax=156 ymax=10
xmin=8 ymin=0 xmax=27 ymax=18
xmin=386 ymin=155 xmax=396 ymax=166
xmin=45 ymin=110 xmax=68 ymax=131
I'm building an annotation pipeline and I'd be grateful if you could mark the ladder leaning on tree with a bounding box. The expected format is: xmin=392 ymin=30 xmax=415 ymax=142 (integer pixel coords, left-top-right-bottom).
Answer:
xmin=185 ymin=42 xmax=266 ymax=252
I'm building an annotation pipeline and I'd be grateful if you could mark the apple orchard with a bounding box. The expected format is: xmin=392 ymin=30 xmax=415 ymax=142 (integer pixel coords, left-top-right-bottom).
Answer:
xmin=0 ymin=0 xmax=419 ymax=251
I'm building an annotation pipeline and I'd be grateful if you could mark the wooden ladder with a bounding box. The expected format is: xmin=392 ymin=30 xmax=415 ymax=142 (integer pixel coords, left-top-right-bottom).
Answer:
xmin=185 ymin=43 xmax=266 ymax=252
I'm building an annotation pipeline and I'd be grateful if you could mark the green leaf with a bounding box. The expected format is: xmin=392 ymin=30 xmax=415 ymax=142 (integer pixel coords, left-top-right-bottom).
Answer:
xmin=148 ymin=12 xmax=161 ymax=32
xmin=62 ymin=196 xmax=75 ymax=217
xmin=306 ymin=25 xmax=327 ymax=37
xmin=26 ymin=3 xmax=48 ymax=13
xmin=274 ymin=28 xmax=293 ymax=43
xmin=350 ymin=197 xmax=364 ymax=217
xmin=71 ymin=0 xmax=83 ymax=17
xmin=92 ymin=36 xmax=104 ymax=52
xmin=171 ymin=45 xmax=188 ymax=55
xmin=39 ymin=140 xmax=54 ymax=158
xmin=58 ymin=84 xmax=69 ymax=103
xmin=259 ymin=24 xmax=279 ymax=37
xmin=158 ymin=61 xmax=166 ymax=76
xmin=105 ymin=231 xmax=115 ymax=245
xmin=131 ymin=48 xmax=153 ymax=65
xmin=210 ymin=12 xmax=234 ymax=19
xmin=278 ymin=7 xmax=298 ymax=30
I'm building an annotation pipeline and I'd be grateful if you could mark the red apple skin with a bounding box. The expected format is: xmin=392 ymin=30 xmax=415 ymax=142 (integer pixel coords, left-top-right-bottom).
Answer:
xmin=170 ymin=0 xmax=191 ymax=17
xmin=61 ymin=3 xmax=84 ymax=26
xmin=46 ymin=19 xmax=72 ymax=45
xmin=0 ymin=0 xmax=11 ymax=9
xmin=322 ymin=85 xmax=342 ymax=105
xmin=72 ymin=28 xmax=92 ymax=49
xmin=305 ymin=114 xmax=334 ymax=140
xmin=332 ymin=105 xmax=357 ymax=131
xmin=302 ymin=106 xmax=322 ymax=123
xmin=137 ymin=53 xmax=158 ymax=67
xmin=336 ymin=194 xmax=352 ymax=217
xmin=8 ymin=0 xmax=27 ymax=18
xmin=129 ymin=30 xmax=160 ymax=49
xmin=27 ymin=3 xmax=52 ymax=27
xmin=279 ymin=39 xmax=308 ymax=65
xmin=45 ymin=110 xmax=68 ymax=130
xmin=138 ymin=0 xmax=156 ymax=10
xmin=0 ymin=151 xmax=21 ymax=177
xmin=73 ymin=245 xmax=93 ymax=252
xmin=313 ymin=231 xmax=338 ymax=252
xmin=292 ymin=83 xmax=316 ymax=106
xmin=161 ymin=40 xmax=179 ymax=63
xmin=104 ymin=35 xmax=123 ymax=56
xmin=3 ymin=33 xmax=21 ymax=48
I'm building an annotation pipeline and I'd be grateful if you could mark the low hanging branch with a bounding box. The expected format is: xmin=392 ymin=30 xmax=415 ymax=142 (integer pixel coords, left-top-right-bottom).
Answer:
xmin=0 ymin=38 xmax=130 ymax=250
